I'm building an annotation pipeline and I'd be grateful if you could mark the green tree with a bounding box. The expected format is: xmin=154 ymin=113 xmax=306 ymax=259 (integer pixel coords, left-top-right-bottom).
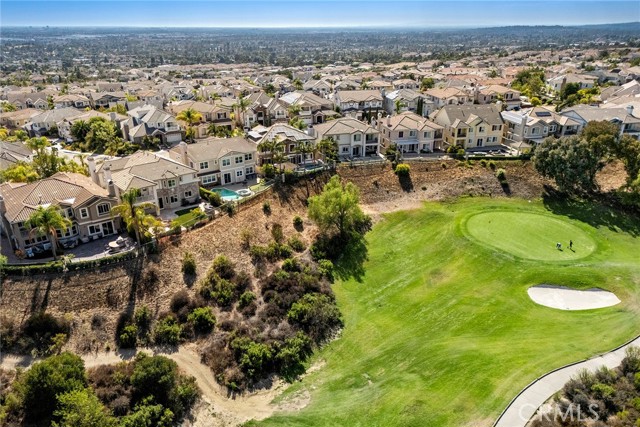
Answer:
xmin=120 ymin=401 xmax=174 ymax=427
xmin=287 ymin=293 xmax=343 ymax=341
xmin=616 ymin=135 xmax=640 ymax=186
xmin=0 ymin=161 xmax=39 ymax=183
xmin=394 ymin=99 xmax=406 ymax=114
xmin=533 ymin=135 xmax=603 ymax=194
xmin=52 ymin=388 xmax=117 ymax=427
xmin=14 ymin=129 xmax=28 ymax=141
xmin=131 ymin=355 xmax=178 ymax=407
xmin=420 ymin=78 xmax=435 ymax=91
xmin=82 ymin=117 xmax=119 ymax=152
xmin=70 ymin=120 xmax=91 ymax=142
xmin=317 ymin=137 xmax=338 ymax=162
xmin=308 ymin=175 xmax=370 ymax=238
xmin=176 ymin=108 xmax=203 ymax=143
xmin=110 ymin=188 xmax=158 ymax=243
xmin=17 ymin=352 xmax=86 ymax=423
xmin=232 ymin=97 xmax=251 ymax=128
xmin=511 ymin=68 xmax=546 ymax=98
xmin=295 ymin=140 xmax=316 ymax=165
xmin=25 ymin=205 xmax=72 ymax=260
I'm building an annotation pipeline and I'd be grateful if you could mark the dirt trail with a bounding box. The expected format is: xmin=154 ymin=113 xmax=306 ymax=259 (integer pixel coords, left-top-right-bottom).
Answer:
xmin=1 ymin=344 xmax=306 ymax=426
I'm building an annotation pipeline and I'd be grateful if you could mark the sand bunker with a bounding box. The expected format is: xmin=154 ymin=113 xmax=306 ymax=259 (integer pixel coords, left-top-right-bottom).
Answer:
xmin=528 ymin=285 xmax=621 ymax=310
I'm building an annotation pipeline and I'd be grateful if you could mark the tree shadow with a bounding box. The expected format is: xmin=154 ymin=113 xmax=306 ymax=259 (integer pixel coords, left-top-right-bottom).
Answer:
xmin=500 ymin=181 xmax=511 ymax=196
xmin=398 ymin=174 xmax=414 ymax=193
xmin=334 ymin=236 xmax=369 ymax=283
xmin=542 ymin=186 xmax=640 ymax=237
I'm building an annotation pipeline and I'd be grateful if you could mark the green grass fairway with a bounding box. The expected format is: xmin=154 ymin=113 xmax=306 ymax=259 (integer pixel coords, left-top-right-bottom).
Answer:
xmin=464 ymin=211 xmax=597 ymax=261
xmin=252 ymin=198 xmax=640 ymax=427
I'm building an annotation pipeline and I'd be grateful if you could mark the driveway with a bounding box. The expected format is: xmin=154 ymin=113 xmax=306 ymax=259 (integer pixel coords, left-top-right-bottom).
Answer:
xmin=494 ymin=335 xmax=640 ymax=427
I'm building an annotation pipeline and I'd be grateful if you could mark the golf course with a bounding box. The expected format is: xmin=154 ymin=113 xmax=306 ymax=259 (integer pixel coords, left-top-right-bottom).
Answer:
xmin=253 ymin=197 xmax=640 ymax=427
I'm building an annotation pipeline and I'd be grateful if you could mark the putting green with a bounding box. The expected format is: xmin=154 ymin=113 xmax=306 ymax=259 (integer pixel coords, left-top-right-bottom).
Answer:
xmin=464 ymin=211 xmax=596 ymax=261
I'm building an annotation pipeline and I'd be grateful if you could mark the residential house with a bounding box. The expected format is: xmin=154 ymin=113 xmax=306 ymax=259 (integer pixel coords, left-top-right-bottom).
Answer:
xmin=384 ymin=89 xmax=433 ymax=117
xmin=303 ymin=79 xmax=333 ymax=97
xmin=169 ymin=138 xmax=257 ymax=186
xmin=243 ymin=92 xmax=288 ymax=128
xmin=431 ymin=104 xmax=505 ymax=149
xmin=278 ymin=91 xmax=337 ymax=125
xmin=255 ymin=123 xmax=316 ymax=165
xmin=378 ymin=112 xmax=444 ymax=153
xmin=561 ymin=105 xmax=640 ymax=139
xmin=7 ymin=92 xmax=51 ymax=110
xmin=313 ymin=117 xmax=380 ymax=159
xmin=89 ymin=151 xmax=199 ymax=213
xmin=333 ymin=90 xmax=384 ymax=121
xmin=0 ymin=172 xmax=120 ymax=253
xmin=0 ymin=141 xmax=33 ymax=171
xmin=169 ymin=100 xmax=234 ymax=138
xmin=53 ymin=94 xmax=91 ymax=109
xmin=548 ymin=74 xmax=598 ymax=92
xmin=24 ymin=107 xmax=85 ymax=137
xmin=0 ymin=108 xmax=41 ymax=129
xmin=89 ymin=91 xmax=127 ymax=109
xmin=121 ymin=105 xmax=183 ymax=145
xmin=502 ymin=107 xmax=582 ymax=145
xmin=475 ymin=85 xmax=521 ymax=110
xmin=392 ymin=79 xmax=419 ymax=90
xmin=424 ymin=88 xmax=471 ymax=109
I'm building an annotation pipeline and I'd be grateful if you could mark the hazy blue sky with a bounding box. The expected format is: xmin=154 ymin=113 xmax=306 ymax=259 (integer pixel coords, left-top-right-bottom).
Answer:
xmin=2 ymin=1 xmax=639 ymax=28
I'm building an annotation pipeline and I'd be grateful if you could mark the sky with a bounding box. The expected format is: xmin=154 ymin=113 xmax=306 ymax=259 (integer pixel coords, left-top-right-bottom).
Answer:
xmin=1 ymin=0 xmax=639 ymax=28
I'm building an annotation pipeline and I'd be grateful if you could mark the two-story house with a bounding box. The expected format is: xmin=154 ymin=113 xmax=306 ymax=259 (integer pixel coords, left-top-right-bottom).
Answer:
xmin=431 ymin=104 xmax=505 ymax=149
xmin=313 ymin=117 xmax=380 ymax=159
xmin=384 ymin=89 xmax=434 ymax=118
xmin=255 ymin=123 xmax=316 ymax=165
xmin=278 ymin=91 xmax=337 ymax=126
xmin=169 ymin=100 xmax=234 ymax=138
xmin=89 ymin=91 xmax=127 ymax=109
xmin=0 ymin=172 xmax=120 ymax=253
xmin=501 ymin=107 xmax=583 ymax=145
xmin=561 ymin=105 xmax=640 ymax=140
xmin=243 ymin=92 xmax=288 ymax=128
xmin=424 ymin=88 xmax=471 ymax=109
xmin=24 ymin=107 xmax=85 ymax=137
xmin=379 ymin=112 xmax=444 ymax=153
xmin=89 ymin=151 xmax=199 ymax=214
xmin=169 ymin=138 xmax=257 ymax=187
xmin=53 ymin=94 xmax=91 ymax=109
xmin=121 ymin=105 xmax=183 ymax=145
xmin=475 ymin=85 xmax=521 ymax=110
xmin=333 ymin=90 xmax=384 ymax=121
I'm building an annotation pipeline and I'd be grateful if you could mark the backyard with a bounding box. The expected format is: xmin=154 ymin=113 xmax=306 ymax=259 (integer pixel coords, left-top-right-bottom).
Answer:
xmin=252 ymin=197 xmax=640 ymax=426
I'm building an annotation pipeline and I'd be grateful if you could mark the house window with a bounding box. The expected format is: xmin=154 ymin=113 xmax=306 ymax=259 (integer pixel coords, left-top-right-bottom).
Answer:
xmin=88 ymin=225 xmax=101 ymax=235
xmin=492 ymin=125 xmax=501 ymax=131
xmin=353 ymin=134 xmax=362 ymax=142
xmin=398 ymin=131 xmax=404 ymax=138
xmin=202 ymin=174 xmax=217 ymax=184
xmin=184 ymin=190 xmax=192 ymax=198
xmin=66 ymin=208 xmax=73 ymax=218
xmin=543 ymin=127 xmax=548 ymax=134
xmin=235 ymin=156 xmax=243 ymax=164
xmin=199 ymin=161 xmax=209 ymax=170
xmin=246 ymin=166 xmax=254 ymax=175
xmin=423 ymin=132 xmax=430 ymax=138
xmin=222 ymin=159 xmax=230 ymax=167
xmin=409 ymin=130 xmax=416 ymax=137
xmin=289 ymin=144 xmax=295 ymax=152
xmin=167 ymin=179 xmax=176 ymax=188
xmin=478 ymin=126 xmax=485 ymax=133
xmin=80 ymin=208 xmax=89 ymax=219
xmin=244 ymin=153 xmax=253 ymax=161
xmin=531 ymin=128 xmax=539 ymax=135
xmin=170 ymin=195 xmax=178 ymax=204
xmin=236 ymin=170 xmax=243 ymax=177
xmin=97 ymin=203 xmax=110 ymax=216
xmin=341 ymin=146 xmax=349 ymax=153
xmin=550 ymin=125 xmax=557 ymax=132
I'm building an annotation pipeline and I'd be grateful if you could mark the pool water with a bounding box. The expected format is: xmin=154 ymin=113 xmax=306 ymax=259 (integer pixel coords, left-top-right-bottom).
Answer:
xmin=211 ymin=188 xmax=241 ymax=201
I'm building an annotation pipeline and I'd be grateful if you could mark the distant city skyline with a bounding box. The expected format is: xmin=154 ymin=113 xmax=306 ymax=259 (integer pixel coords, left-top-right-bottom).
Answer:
xmin=1 ymin=1 xmax=639 ymax=28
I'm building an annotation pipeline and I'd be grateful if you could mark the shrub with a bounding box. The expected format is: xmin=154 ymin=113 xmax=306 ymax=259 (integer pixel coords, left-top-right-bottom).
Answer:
xmin=317 ymin=259 xmax=334 ymax=281
xmin=480 ymin=159 xmax=487 ymax=167
xmin=119 ymin=324 xmax=138 ymax=348
xmin=394 ymin=163 xmax=410 ymax=176
xmin=154 ymin=316 xmax=182 ymax=346
xmin=262 ymin=163 xmax=276 ymax=179
xmin=182 ymin=252 xmax=196 ymax=276
xmin=271 ymin=223 xmax=284 ymax=243
xmin=210 ymin=279 xmax=236 ymax=307
xmin=441 ymin=162 xmax=447 ymax=169
xmin=488 ymin=160 xmax=496 ymax=170
xmin=187 ymin=307 xmax=216 ymax=333
xmin=262 ymin=201 xmax=271 ymax=215
xmin=282 ymin=258 xmax=300 ymax=272
xmin=275 ymin=332 xmax=313 ymax=381
xmin=131 ymin=354 xmax=177 ymax=407
xmin=22 ymin=312 xmax=70 ymax=353
xmin=287 ymin=236 xmax=306 ymax=252
xmin=212 ymin=255 xmax=235 ymax=280
xmin=223 ymin=203 xmax=235 ymax=216
xmin=238 ymin=291 xmax=257 ymax=309
xmin=288 ymin=293 xmax=343 ymax=342
xmin=231 ymin=337 xmax=273 ymax=380
xmin=170 ymin=290 xmax=192 ymax=314
xmin=496 ymin=168 xmax=507 ymax=182
xmin=293 ymin=216 xmax=304 ymax=229
xmin=134 ymin=305 xmax=152 ymax=334
xmin=240 ymin=228 xmax=254 ymax=249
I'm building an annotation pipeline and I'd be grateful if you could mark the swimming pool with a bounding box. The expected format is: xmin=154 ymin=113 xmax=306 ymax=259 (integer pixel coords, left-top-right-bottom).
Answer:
xmin=211 ymin=188 xmax=241 ymax=201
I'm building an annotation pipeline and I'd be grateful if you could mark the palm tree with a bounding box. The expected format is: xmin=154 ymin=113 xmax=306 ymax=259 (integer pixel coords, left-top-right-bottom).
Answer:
xmin=176 ymin=108 xmax=203 ymax=143
xmin=317 ymin=137 xmax=338 ymax=163
xmin=25 ymin=205 xmax=72 ymax=261
xmin=394 ymin=99 xmax=406 ymax=114
xmin=258 ymin=139 xmax=287 ymax=173
xmin=111 ymin=188 xmax=156 ymax=244
xmin=14 ymin=130 xmax=28 ymax=142
xmin=295 ymin=140 xmax=316 ymax=166
xmin=232 ymin=97 xmax=251 ymax=128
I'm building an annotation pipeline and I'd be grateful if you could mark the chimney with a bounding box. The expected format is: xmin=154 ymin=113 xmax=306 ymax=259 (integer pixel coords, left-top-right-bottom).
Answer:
xmin=386 ymin=114 xmax=391 ymax=127
xmin=307 ymin=127 xmax=315 ymax=138
xmin=519 ymin=113 xmax=528 ymax=141
xmin=178 ymin=141 xmax=188 ymax=165
xmin=626 ymin=105 xmax=634 ymax=117
xmin=103 ymin=165 xmax=112 ymax=186
xmin=109 ymin=112 xmax=116 ymax=122
xmin=87 ymin=156 xmax=97 ymax=183
xmin=107 ymin=180 xmax=116 ymax=197
xmin=0 ymin=195 xmax=6 ymax=216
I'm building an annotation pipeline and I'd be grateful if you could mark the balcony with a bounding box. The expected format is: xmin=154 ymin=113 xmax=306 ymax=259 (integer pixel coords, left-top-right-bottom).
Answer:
xmin=135 ymin=194 xmax=156 ymax=204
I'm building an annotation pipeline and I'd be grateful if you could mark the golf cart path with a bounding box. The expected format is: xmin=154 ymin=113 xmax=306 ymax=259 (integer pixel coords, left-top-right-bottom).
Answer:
xmin=494 ymin=335 xmax=640 ymax=427
xmin=1 ymin=345 xmax=298 ymax=426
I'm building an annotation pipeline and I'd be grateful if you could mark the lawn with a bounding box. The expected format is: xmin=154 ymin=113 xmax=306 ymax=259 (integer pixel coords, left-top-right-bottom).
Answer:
xmin=170 ymin=208 xmax=203 ymax=228
xmin=253 ymin=197 xmax=640 ymax=427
